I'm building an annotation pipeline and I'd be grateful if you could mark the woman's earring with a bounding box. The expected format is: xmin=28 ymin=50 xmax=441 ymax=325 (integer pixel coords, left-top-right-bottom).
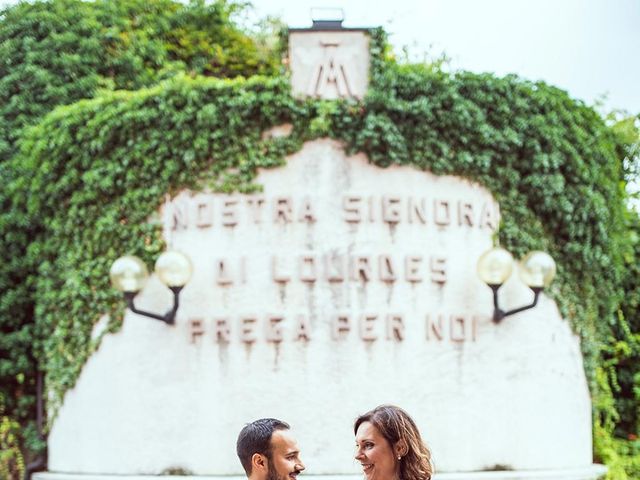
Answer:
xmin=397 ymin=456 xmax=402 ymax=461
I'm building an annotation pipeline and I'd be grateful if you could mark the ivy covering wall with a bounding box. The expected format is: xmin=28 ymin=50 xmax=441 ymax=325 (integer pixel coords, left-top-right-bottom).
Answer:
xmin=0 ymin=0 xmax=282 ymax=473
xmin=1 ymin=4 xmax=639 ymax=478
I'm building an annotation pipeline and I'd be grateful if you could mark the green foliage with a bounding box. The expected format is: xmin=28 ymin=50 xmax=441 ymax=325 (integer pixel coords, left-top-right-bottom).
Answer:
xmin=595 ymin=418 xmax=640 ymax=479
xmin=0 ymin=0 xmax=103 ymax=163
xmin=593 ymin=114 xmax=640 ymax=478
xmin=0 ymin=394 xmax=25 ymax=480
xmin=0 ymin=0 xmax=280 ymax=163
xmin=610 ymin=210 xmax=640 ymax=438
xmin=1 ymin=13 xmax=638 ymax=477
xmin=332 ymin=61 xmax=628 ymax=366
xmin=160 ymin=0 xmax=281 ymax=78
xmin=0 ymin=0 xmax=281 ymax=463
xmin=95 ymin=0 xmax=280 ymax=85
xmin=9 ymin=75 xmax=306 ymax=418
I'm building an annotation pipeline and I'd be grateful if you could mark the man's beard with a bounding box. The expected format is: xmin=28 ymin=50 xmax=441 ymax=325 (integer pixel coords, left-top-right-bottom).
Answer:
xmin=266 ymin=461 xmax=289 ymax=480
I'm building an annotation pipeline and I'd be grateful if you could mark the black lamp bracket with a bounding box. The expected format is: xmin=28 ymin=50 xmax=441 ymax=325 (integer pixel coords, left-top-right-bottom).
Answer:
xmin=489 ymin=284 xmax=543 ymax=323
xmin=123 ymin=286 xmax=183 ymax=325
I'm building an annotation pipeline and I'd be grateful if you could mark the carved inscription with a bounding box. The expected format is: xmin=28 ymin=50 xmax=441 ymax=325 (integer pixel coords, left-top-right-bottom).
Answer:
xmin=308 ymin=41 xmax=353 ymax=98
xmin=164 ymin=188 xmax=499 ymax=346
xmin=269 ymin=254 xmax=447 ymax=285
xmin=289 ymin=30 xmax=369 ymax=100
xmin=426 ymin=315 xmax=478 ymax=342
xmin=189 ymin=315 xmax=313 ymax=344
xmin=165 ymin=194 xmax=499 ymax=230
xmin=187 ymin=313 xmax=479 ymax=344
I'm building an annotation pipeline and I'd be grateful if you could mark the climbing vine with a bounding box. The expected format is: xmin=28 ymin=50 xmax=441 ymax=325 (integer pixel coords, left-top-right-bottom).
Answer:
xmin=2 ymin=25 xmax=638 ymax=479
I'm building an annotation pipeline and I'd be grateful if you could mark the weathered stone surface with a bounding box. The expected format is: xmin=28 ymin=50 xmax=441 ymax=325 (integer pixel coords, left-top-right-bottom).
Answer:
xmin=47 ymin=140 xmax=592 ymax=476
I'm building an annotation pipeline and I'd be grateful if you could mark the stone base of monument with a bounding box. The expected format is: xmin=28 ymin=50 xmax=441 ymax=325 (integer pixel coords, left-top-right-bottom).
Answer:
xmin=34 ymin=466 xmax=607 ymax=480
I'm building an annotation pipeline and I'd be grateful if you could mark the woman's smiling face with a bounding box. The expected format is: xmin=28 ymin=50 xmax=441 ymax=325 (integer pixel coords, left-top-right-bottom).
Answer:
xmin=355 ymin=421 xmax=399 ymax=480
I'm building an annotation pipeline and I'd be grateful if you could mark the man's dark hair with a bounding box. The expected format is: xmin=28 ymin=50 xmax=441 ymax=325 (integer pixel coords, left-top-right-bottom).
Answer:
xmin=237 ymin=418 xmax=290 ymax=476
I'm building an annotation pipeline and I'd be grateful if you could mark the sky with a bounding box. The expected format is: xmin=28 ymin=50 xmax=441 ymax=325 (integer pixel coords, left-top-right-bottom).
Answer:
xmin=0 ymin=0 xmax=636 ymax=113
xmin=248 ymin=0 xmax=640 ymax=115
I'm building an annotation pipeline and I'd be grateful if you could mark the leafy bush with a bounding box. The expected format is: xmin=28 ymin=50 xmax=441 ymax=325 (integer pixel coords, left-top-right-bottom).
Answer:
xmin=0 ymin=0 xmax=281 ymax=468
xmin=0 ymin=393 xmax=24 ymax=479
xmin=0 ymin=0 xmax=280 ymax=163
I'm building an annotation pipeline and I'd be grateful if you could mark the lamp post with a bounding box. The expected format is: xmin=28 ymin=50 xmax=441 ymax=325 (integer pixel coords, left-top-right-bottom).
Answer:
xmin=109 ymin=251 xmax=192 ymax=325
xmin=477 ymin=247 xmax=556 ymax=323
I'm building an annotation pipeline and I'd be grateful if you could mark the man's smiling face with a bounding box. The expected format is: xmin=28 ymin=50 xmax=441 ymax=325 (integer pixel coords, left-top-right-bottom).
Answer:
xmin=267 ymin=429 xmax=305 ymax=480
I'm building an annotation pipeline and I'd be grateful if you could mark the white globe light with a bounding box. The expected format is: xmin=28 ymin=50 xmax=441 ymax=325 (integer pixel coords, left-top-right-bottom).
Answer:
xmin=109 ymin=255 xmax=149 ymax=293
xmin=519 ymin=251 xmax=556 ymax=288
xmin=155 ymin=251 xmax=193 ymax=287
xmin=477 ymin=247 xmax=514 ymax=286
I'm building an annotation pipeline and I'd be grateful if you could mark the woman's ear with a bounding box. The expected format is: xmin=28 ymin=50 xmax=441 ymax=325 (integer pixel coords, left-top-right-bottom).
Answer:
xmin=394 ymin=439 xmax=408 ymax=458
xmin=252 ymin=453 xmax=268 ymax=474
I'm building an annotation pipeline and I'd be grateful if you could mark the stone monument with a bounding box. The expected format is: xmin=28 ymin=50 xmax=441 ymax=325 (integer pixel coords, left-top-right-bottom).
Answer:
xmin=35 ymin=17 xmax=606 ymax=480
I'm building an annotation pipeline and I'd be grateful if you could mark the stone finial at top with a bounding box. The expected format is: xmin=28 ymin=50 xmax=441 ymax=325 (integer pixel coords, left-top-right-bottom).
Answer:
xmin=288 ymin=9 xmax=371 ymax=100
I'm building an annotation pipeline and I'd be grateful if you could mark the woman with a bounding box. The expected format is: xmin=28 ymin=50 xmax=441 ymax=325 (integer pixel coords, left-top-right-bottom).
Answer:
xmin=354 ymin=405 xmax=433 ymax=480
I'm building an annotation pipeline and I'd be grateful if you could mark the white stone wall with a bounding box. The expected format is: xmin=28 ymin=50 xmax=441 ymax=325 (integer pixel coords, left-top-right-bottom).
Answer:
xmin=47 ymin=140 xmax=593 ymax=475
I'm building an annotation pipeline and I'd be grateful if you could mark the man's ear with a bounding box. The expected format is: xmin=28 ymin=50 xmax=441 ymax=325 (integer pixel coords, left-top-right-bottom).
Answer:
xmin=394 ymin=439 xmax=408 ymax=458
xmin=252 ymin=453 xmax=268 ymax=474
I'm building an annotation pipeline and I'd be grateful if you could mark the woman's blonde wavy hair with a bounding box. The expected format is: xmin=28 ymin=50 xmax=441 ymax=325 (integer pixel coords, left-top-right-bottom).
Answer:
xmin=354 ymin=405 xmax=433 ymax=480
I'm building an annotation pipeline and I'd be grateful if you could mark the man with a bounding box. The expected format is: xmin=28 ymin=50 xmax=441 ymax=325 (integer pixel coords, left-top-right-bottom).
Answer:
xmin=236 ymin=418 xmax=305 ymax=480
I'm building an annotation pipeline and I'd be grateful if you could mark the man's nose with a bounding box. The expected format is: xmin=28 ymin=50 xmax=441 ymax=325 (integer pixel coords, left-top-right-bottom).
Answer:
xmin=296 ymin=461 xmax=305 ymax=472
